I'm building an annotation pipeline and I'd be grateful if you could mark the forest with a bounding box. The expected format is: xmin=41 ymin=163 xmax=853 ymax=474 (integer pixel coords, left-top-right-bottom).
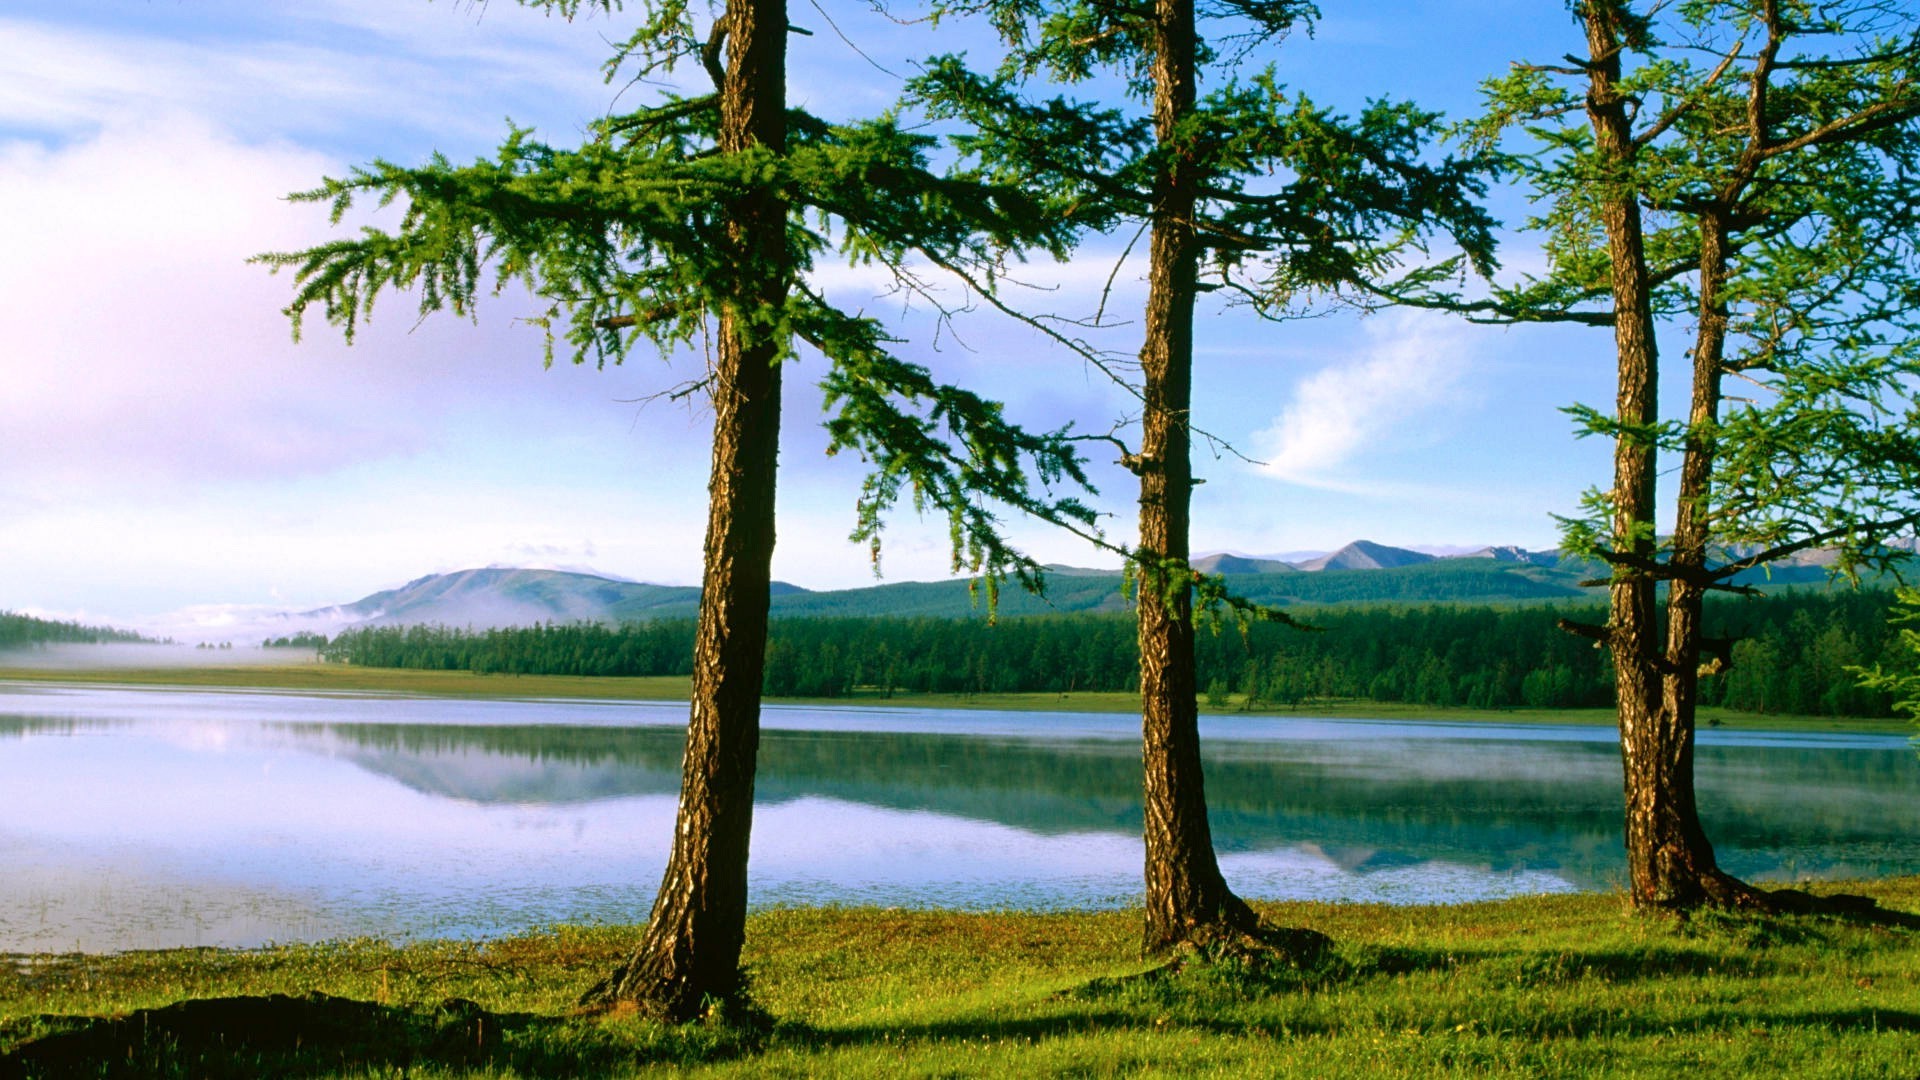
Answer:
xmin=0 ymin=611 xmax=154 ymax=649
xmin=310 ymin=588 xmax=1905 ymax=718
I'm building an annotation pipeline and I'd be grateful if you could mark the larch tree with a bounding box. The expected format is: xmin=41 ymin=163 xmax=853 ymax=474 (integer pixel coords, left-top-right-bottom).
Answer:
xmin=1856 ymin=587 xmax=1920 ymax=724
xmin=1464 ymin=0 xmax=1920 ymax=910
xmin=910 ymin=1 xmax=1495 ymax=957
xmin=260 ymin=0 xmax=1099 ymax=1018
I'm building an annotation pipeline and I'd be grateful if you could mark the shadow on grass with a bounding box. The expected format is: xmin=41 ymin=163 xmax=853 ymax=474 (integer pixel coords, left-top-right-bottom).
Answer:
xmin=787 ymin=993 xmax=1920 ymax=1054
xmin=1361 ymin=943 xmax=1782 ymax=985
xmin=1056 ymin=934 xmax=1794 ymax=1000
xmin=0 ymin=992 xmax=757 ymax=1079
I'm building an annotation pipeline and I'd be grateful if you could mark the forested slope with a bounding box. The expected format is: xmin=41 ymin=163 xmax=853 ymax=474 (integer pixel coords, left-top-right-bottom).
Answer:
xmin=0 ymin=611 xmax=153 ymax=649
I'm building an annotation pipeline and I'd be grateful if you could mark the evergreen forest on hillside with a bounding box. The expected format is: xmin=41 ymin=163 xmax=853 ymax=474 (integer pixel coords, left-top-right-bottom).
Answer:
xmin=312 ymin=589 xmax=1904 ymax=718
xmin=0 ymin=611 xmax=153 ymax=649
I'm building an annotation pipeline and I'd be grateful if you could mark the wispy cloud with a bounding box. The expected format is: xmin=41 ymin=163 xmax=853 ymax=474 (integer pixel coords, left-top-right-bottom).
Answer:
xmin=0 ymin=12 xmax=612 ymax=147
xmin=1254 ymin=312 xmax=1479 ymax=491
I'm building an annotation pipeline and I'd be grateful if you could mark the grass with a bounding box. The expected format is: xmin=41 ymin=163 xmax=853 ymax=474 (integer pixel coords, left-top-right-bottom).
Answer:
xmin=2 ymin=660 xmax=1909 ymax=735
xmin=6 ymin=884 xmax=1920 ymax=1077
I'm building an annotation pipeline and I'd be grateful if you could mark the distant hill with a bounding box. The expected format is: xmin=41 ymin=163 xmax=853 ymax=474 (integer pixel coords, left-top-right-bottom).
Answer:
xmin=1457 ymin=545 xmax=1561 ymax=566
xmin=1296 ymin=541 xmax=1436 ymax=573
xmin=301 ymin=534 xmax=1904 ymax=632
xmin=312 ymin=553 xmax=1594 ymax=629
xmin=308 ymin=567 xmax=809 ymax=628
xmin=1192 ymin=553 xmax=1299 ymax=575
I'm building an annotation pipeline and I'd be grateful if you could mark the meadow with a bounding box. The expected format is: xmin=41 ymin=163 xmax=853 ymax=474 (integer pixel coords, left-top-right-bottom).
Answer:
xmin=6 ymin=886 xmax=1920 ymax=1077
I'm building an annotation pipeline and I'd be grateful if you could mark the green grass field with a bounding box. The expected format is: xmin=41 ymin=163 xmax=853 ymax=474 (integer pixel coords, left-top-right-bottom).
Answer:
xmin=6 ymin=885 xmax=1920 ymax=1077
xmin=1 ymin=660 xmax=1909 ymax=735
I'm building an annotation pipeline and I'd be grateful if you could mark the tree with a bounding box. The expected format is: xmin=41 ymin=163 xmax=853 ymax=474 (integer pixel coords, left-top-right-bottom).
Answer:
xmin=1856 ymin=587 xmax=1920 ymax=724
xmin=260 ymin=0 xmax=1097 ymax=1018
xmin=1468 ymin=0 xmax=1920 ymax=910
xmin=912 ymin=2 xmax=1494 ymax=957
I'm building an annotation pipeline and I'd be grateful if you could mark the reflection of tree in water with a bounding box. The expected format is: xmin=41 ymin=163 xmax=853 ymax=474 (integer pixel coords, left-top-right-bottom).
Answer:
xmin=0 ymin=714 xmax=130 ymax=738
xmin=292 ymin=721 xmax=1920 ymax=890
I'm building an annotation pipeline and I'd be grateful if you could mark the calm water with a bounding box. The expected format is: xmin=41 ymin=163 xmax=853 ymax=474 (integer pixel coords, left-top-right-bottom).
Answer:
xmin=3 ymin=681 xmax=1918 ymax=952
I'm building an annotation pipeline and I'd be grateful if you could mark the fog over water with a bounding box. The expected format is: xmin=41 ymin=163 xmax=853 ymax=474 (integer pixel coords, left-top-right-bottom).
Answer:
xmin=3 ymin=682 xmax=1917 ymax=952
xmin=0 ymin=643 xmax=322 ymax=670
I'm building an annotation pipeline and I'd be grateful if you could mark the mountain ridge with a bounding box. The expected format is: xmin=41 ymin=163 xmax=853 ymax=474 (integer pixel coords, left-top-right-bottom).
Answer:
xmin=289 ymin=536 xmax=1896 ymax=633
xmin=305 ymin=543 xmax=1581 ymax=630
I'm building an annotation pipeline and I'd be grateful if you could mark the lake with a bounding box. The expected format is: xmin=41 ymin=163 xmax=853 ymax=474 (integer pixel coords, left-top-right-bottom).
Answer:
xmin=3 ymin=681 xmax=1918 ymax=952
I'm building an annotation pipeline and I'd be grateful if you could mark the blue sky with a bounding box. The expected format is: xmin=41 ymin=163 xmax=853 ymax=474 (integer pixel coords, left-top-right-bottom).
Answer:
xmin=0 ymin=1 xmax=1636 ymax=635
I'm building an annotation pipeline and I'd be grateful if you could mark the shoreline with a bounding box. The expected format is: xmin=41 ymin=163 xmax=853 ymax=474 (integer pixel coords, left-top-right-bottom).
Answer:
xmin=0 ymin=660 xmax=1908 ymax=735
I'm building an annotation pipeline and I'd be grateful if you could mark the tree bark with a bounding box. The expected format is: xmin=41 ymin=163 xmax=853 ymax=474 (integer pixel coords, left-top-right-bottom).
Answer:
xmin=1576 ymin=1 xmax=1708 ymax=911
xmin=1135 ymin=0 xmax=1269 ymax=955
xmin=581 ymin=0 xmax=790 ymax=1019
xmin=1645 ymin=208 xmax=1775 ymax=906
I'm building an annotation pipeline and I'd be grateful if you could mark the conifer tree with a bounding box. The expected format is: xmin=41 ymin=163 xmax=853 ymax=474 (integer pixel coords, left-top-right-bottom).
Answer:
xmin=1463 ymin=0 xmax=1920 ymax=910
xmin=1857 ymin=587 xmax=1920 ymax=723
xmin=910 ymin=2 xmax=1495 ymax=957
xmin=260 ymin=0 xmax=1097 ymax=1018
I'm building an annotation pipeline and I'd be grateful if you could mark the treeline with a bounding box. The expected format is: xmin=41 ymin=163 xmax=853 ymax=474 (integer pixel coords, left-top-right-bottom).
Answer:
xmin=314 ymin=589 xmax=1907 ymax=717
xmin=0 ymin=611 xmax=154 ymax=649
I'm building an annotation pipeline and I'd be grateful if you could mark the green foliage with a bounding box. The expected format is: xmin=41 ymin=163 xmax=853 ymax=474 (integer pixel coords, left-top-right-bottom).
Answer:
xmin=1469 ymin=1 xmax=1920 ymax=575
xmin=1853 ymin=586 xmax=1920 ymax=724
xmin=905 ymin=0 xmax=1497 ymax=631
xmin=907 ymin=32 xmax=1499 ymax=314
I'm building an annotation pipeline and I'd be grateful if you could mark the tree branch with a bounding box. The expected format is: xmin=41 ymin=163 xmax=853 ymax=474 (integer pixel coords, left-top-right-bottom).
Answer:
xmin=1557 ymin=617 xmax=1613 ymax=646
xmin=1705 ymin=512 xmax=1920 ymax=581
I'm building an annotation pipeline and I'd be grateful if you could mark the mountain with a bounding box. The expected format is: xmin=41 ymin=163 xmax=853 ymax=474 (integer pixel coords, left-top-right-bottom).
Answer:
xmin=1191 ymin=553 xmax=1299 ymax=575
xmin=1458 ymin=545 xmax=1561 ymax=566
xmin=1295 ymin=540 xmax=1436 ymax=572
xmin=311 ymin=554 xmax=1594 ymax=630
xmin=301 ymin=533 xmax=1906 ymax=632
xmin=308 ymin=567 xmax=809 ymax=628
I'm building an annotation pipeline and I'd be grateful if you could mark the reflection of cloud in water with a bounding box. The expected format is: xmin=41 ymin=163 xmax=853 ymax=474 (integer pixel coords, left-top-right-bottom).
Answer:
xmin=0 ymin=840 xmax=356 ymax=953
xmin=748 ymin=800 xmax=1585 ymax=910
xmin=1221 ymin=846 xmax=1585 ymax=906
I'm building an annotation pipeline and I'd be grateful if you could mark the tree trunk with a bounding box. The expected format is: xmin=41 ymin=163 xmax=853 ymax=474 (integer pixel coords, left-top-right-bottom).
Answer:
xmin=581 ymin=0 xmax=790 ymax=1020
xmin=1135 ymin=0 xmax=1264 ymax=955
xmin=1648 ymin=209 xmax=1776 ymax=907
xmin=1577 ymin=1 xmax=1711 ymax=911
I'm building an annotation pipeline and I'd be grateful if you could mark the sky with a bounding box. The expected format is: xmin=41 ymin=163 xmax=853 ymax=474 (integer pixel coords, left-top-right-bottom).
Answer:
xmin=0 ymin=0 xmax=1643 ymax=637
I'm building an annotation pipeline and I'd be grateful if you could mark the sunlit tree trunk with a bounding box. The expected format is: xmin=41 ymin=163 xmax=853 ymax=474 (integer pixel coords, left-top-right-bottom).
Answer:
xmin=1578 ymin=1 xmax=1692 ymax=910
xmin=1136 ymin=0 xmax=1259 ymax=953
xmin=581 ymin=0 xmax=790 ymax=1019
xmin=1653 ymin=210 xmax=1776 ymax=907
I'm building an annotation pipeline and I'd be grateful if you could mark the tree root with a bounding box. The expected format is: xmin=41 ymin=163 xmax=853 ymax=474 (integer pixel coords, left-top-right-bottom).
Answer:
xmin=1163 ymin=919 xmax=1336 ymax=974
xmin=1065 ymin=914 xmax=1334 ymax=999
xmin=576 ymin=963 xmax=770 ymax=1032
xmin=1659 ymin=870 xmax=1920 ymax=927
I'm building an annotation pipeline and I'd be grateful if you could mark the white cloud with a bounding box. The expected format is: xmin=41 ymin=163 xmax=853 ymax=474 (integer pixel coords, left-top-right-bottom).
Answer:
xmin=0 ymin=12 xmax=614 ymax=147
xmin=1254 ymin=311 xmax=1479 ymax=489
xmin=0 ymin=110 xmax=679 ymax=501
xmin=0 ymin=117 xmax=424 ymax=491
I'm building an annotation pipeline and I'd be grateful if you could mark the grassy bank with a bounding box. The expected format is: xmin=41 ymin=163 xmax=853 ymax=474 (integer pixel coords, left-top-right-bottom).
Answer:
xmin=1 ymin=661 xmax=1908 ymax=735
xmin=6 ymin=885 xmax=1920 ymax=1077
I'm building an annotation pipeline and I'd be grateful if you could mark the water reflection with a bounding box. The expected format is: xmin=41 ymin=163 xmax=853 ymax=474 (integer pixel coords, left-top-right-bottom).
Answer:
xmin=2 ymin=683 xmax=1918 ymax=951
